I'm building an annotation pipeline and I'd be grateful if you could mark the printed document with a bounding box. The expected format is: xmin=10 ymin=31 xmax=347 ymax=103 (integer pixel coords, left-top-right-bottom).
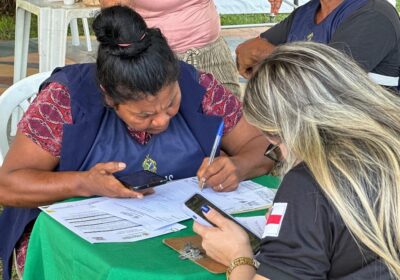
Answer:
xmin=40 ymin=177 xmax=274 ymax=243
xmin=39 ymin=197 xmax=185 ymax=243
xmin=95 ymin=177 xmax=275 ymax=231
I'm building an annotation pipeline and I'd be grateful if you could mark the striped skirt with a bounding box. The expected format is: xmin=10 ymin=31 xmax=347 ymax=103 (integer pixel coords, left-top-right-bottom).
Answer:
xmin=177 ymin=36 xmax=242 ymax=98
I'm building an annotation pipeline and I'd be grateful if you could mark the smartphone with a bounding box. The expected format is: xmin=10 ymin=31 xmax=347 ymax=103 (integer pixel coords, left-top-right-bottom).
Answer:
xmin=116 ymin=170 xmax=168 ymax=191
xmin=183 ymin=193 xmax=261 ymax=253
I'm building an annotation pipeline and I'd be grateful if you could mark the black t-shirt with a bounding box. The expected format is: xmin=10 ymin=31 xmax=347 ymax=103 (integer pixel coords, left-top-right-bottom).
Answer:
xmin=260 ymin=0 xmax=400 ymax=77
xmin=256 ymin=163 xmax=392 ymax=279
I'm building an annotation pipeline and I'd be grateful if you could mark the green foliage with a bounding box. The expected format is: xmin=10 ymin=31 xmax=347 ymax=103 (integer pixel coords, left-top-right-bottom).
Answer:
xmin=0 ymin=14 xmax=38 ymax=40
xmin=220 ymin=13 xmax=288 ymax=26
xmin=0 ymin=15 xmax=91 ymax=40
xmin=0 ymin=15 xmax=15 ymax=40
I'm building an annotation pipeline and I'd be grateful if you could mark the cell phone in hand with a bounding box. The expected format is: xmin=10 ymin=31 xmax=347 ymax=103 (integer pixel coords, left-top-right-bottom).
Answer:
xmin=116 ymin=170 xmax=167 ymax=191
xmin=183 ymin=193 xmax=261 ymax=253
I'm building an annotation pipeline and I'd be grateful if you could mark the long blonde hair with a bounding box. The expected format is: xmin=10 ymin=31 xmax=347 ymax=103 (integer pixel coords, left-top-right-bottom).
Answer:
xmin=243 ymin=42 xmax=400 ymax=277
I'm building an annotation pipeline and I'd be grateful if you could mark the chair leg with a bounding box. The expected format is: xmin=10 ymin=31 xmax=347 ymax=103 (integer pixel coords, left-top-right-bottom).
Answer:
xmin=82 ymin=18 xmax=92 ymax=52
xmin=70 ymin=18 xmax=80 ymax=46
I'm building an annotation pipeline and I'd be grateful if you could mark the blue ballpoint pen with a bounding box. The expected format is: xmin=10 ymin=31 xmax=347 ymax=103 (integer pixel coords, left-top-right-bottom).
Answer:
xmin=200 ymin=121 xmax=224 ymax=191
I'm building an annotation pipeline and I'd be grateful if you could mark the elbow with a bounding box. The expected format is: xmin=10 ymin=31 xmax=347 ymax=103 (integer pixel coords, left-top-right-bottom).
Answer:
xmin=0 ymin=168 xmax=19 ymax=206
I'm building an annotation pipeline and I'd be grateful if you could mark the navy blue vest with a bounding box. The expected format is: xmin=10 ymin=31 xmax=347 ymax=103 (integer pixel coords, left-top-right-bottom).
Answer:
xmin=0 ymin=62 xmax=222 ymax=280
xmin=287 ymin=0 xmax=368 ymax=44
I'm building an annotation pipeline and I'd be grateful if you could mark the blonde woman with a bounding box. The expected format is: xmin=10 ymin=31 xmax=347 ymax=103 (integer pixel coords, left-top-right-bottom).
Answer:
xmin=194 ymin=42 xmax=400 ymax=279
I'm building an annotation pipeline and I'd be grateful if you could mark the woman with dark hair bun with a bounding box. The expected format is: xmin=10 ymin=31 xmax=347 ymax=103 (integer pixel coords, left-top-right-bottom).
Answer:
xmin=0 ymin=6 xmax=273 ymax=279
xmin=93 ymin=6 xmax=181 ymax=103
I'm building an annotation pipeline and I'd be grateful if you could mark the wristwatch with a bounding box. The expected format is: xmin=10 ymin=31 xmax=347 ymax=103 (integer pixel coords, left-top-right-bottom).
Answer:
xmin=226 ymin=257 xmax=260 ymax=280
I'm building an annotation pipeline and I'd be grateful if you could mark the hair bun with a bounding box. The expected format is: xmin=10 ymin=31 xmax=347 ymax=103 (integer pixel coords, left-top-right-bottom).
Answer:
xmin=93 ymin=5 xmax=151 ymax=58
xmin=94 ymin=5 xmax=179 ymax=104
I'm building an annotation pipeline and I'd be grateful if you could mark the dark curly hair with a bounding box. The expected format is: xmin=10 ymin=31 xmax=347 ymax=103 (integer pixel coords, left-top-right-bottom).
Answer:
xmin=92 ymin=5 xmax=179 ymax=104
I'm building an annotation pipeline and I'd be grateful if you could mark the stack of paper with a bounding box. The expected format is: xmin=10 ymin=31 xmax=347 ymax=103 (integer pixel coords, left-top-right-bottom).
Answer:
xmin=40 ymin=177 xmax=275 ymax=243
xmin=39 ymin=198 xmax=185 ymax=243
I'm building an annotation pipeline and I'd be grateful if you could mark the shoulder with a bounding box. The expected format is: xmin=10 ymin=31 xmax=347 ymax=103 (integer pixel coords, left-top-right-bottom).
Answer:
xmin=49 ymin=63 xmax=96 ymax=82
xmin=256 ymin=163 xmax=338 ymax=278
xmin=46 ymin=64 xmax=98 ymax=99
xmin=272 ymin=163 xmax=334 ymax=224
xmin=178 ymin=61 xmax=200 ymax=83
xmin=271 ymin=163 xmax=337 ymax=230
xmin=198 ymin=71 xmax=243 ymax=134
xmin=270 ymin=163 xmax=338 ymax=240
xmin=340 ymin=0 xmax=400 ymax=36
xmin=48 ymin=64 xmax=104 ymax=121
xmin=370 ymin=0 xmax=400 ymax=35
xmin=275 ymin=163 xmax=324 ymax=202
xmin=17 ymin=82 xmax=72 ymax=157
xmin=367 ymin=0 xmax=400 ymax=20
xmin=32 ymin=82 xmax=72 ymax=113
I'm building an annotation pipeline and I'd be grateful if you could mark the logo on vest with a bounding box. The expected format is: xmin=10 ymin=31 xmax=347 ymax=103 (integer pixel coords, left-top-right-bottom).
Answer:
xmin=142 ymin=154 xmax=157 ymax=173
xmin=306 ymin=32 xmax=314 ymax=41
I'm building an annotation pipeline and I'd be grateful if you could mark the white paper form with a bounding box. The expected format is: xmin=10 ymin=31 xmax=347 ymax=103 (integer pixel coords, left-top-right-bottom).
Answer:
xmin=236 ymin=216 xmax=266 ymax=238
xmin=191 ymin=178 xmax=276 ymax=214
xmin=94 ymin=180 xmax=196 ymax=230
xmin=39 ymin=197 xmax=185 ymax=243
xmin=95 ymin=177 xmax=275 ymax=231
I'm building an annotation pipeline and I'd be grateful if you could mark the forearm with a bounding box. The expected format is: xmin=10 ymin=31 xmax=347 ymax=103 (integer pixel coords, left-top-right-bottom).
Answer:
xmin=252 ymin=37 xmax=276 ymax=59
xmin=229 ymin=265 xmax=257 ymax=280
xmin=0 ymin=169 xmax=86 ymax=207
xmin=232 ymin=135 xmax=274 ymax=180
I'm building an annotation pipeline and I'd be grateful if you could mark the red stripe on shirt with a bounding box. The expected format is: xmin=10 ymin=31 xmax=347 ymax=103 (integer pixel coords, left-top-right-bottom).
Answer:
xmin=266 ymin=214 xmax=282 ymax=225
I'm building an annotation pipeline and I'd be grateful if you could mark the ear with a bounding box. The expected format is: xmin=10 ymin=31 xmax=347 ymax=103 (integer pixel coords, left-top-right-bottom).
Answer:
xmin=104 ymin=94 xmax=115 ymax=108
xmin=100 ymin=85 xmax=116 ymax=108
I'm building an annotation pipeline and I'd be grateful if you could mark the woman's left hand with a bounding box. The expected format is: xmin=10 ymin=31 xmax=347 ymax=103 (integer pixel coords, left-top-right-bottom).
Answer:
xmin=196 ymin=156 xmax=242 ymax=192
xmin=193 ymin=207 xmax=253 ymax=266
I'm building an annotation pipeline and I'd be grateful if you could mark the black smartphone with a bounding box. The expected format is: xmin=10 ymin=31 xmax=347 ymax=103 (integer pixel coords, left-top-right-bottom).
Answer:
xmin=184 ymin=193 xmax=261 ymax=253
xmin=116 ymin=170 xmax=168 ymax=191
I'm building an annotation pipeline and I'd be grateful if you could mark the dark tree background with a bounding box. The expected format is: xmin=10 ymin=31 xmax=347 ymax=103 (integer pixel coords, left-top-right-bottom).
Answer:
xmin=0 ymin=0 xmax=15 ymax=15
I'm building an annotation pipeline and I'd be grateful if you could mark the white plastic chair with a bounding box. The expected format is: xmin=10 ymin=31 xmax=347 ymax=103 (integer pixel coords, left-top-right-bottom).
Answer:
xmin=0 ymin=71 xmax=52 ymax=166
xmin=70 ymin=18 xmax=93 ymax=52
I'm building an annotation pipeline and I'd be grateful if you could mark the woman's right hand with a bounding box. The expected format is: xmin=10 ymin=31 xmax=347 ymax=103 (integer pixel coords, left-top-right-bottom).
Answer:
xmin=193 ymin=207 xmax=253 ymax=266
xmin=79 ymin=162 xmax=150 ymax=199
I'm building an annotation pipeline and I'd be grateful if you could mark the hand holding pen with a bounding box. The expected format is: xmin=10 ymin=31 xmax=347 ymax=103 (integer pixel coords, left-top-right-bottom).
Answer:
xmin=199 ymin=121 xmax=224 ymax=191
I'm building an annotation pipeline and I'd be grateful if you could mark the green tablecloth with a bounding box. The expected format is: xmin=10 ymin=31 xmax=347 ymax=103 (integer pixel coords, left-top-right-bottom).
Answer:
xmin=23 ymin=176 xmax=280 ymax=280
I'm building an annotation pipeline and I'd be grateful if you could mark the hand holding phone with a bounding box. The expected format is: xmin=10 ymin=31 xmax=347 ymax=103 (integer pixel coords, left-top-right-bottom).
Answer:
xmin=183 ymin=193 xmax=261 ymax=253
xmin=116 ymin=170 xmax=167 ymax=191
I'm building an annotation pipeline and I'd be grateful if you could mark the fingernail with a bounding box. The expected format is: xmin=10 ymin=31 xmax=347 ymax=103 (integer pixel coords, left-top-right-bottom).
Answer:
xmin=201 ymin=204 xmax=210 ymax=213
xmin=201 ymin=177 xmax=206 ymax=183
xmin=118 ymin=162 xmax=126 ymax=169
xmin=136 ymin=194 xmax=143 ymax=199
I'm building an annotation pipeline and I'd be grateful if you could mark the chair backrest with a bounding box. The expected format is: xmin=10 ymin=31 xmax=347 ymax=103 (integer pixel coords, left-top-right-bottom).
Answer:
xmin=0 ymin=71 xmax=52 ymax=165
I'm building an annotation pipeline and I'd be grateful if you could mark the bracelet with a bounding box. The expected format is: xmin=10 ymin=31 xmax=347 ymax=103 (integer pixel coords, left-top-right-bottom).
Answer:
xmin=226 ymin=257 xmax=259 ymax=280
